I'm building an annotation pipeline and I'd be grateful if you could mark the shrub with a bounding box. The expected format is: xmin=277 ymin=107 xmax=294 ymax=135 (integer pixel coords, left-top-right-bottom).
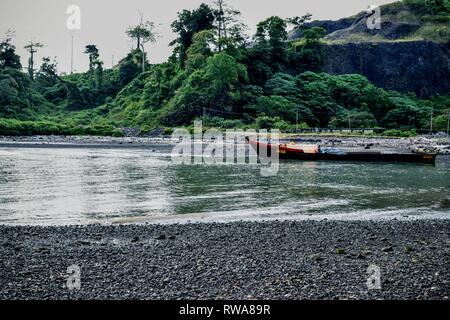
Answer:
xmin=255 ymin=115 xmax=276 ymax=129
xmin=0 ymin=118 xmax=123 ymax=137
xmin=381 ymin=129 xmax=417 ymax=137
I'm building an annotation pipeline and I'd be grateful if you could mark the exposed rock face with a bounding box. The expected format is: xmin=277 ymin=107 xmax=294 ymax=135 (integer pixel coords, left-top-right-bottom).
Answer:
xmin=289 ymin=3 xmax=433 ymax=43
xmin=322 ymin=41 xmax=450 ymax=97
xmin=288 ymin=18 xmax=356 ymax=40
xmin=325 ymin=20 xmax=422 ymax=42
xmin=288 ymin=2 xmax=450 ymax=97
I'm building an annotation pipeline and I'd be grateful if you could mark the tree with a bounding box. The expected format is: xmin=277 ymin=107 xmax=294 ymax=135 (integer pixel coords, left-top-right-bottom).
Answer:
xmin=0 ymin=68 xmax=33 ymax=119
xmin=203 ymin=52 xmax=247 ymax=111
xmin=249 ymin=16 xmax=289 ymax=81
xmin=211 ymin=0 xmax=247 ymax=52
xmin=255 ymin=115 xmax=276 ymax=129
xmin=424 ymin=0 xmax=450 ymax=14
xmin=170 ymin=4 xmax=215 ymax=65
xmin=24 ymin=41 xmax=44 ymax=80
xmin=94 ymin=60 xmax=104 ymax=88
xmin=118 ymin=53 xmax=141 ymax=87
xmin=245 ymin=41 xmax=272 ymax=85
xmin=329 ymin=110 xmax=377 ymax=128
xmin=289 ymin=26 xmax=326 ymax=74
xmin=0 ymin=30 xmax=21 ymax=70
xmin=286 ymin=14 xmax=312 ymax=29
xmin=30 ymin=55 xmax=84 ymax=110
xmin=264 ymin=73 xmax=302 ymax=100
xmin=249 ymin=94 xmax=314 ymax=126
xmin=84 ymin=45 xmax=104 ymax=88
xmin=213 ymin=0 xmax=226 ymax=51
xmin=84 ymin=45 xmax=99 ymax=72
xmin=126 ymin=13 xmax=158 ymax=73
xmin=255 ymin=16 xmax=288 ymax=44
xmin=160 ymin=52 xmax=247 ymax=125
xmin=39 ymin=57 xmax=57 ymax=75
xmin=252 ymin=95 xmax=296 ymax=120
xmin=185 ymin=30 xmax=215 ymax=72
xmin=303 ymin=27 xmax=326 ymax=45
xmin=36 ymin=56 xmax=58 ymax=87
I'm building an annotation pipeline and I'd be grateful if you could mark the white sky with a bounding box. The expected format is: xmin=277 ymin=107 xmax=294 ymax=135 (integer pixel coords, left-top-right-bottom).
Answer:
xmin=0 ymin=0 xmax=395 ymax=74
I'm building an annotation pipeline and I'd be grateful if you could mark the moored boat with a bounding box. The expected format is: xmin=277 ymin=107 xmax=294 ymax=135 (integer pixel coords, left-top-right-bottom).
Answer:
xmin=247 ymin=138 xmax=437 ymax=164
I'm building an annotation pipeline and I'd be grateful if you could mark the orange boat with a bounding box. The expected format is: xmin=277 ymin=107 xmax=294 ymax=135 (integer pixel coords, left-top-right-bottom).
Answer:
xmin=247 ymin=138 xmax=437 ymax=164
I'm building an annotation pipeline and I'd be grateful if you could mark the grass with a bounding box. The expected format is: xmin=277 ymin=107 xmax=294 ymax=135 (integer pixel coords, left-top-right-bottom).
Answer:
xmin=319 ymin=1 xmax=450 ymax=44
xmin=0 ymin=118 xmax=123 ymax=137
xmin=415 ymin=23 xmax=450 ymax=42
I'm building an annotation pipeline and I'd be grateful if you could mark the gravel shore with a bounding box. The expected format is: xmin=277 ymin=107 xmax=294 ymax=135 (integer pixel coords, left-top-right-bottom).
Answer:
xmin=1 ymin=220 xmax=449 ymax=300
xmin=1 ymin=135 xmax=449 ymax=154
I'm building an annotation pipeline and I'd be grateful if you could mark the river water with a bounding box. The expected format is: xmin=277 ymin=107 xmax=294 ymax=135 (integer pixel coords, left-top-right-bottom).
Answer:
xmin=0 ymin=145 xmax=449 ymax=225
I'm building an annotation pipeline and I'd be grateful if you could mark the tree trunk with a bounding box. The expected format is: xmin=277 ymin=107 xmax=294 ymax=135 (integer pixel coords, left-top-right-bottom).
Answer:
xmin=218 ymin=0 xmax=223 ymax=52
xmin=28 ymin=52 xmax=34 ymax=80
xmin=140 ymin=44 xmax=145 ymax=73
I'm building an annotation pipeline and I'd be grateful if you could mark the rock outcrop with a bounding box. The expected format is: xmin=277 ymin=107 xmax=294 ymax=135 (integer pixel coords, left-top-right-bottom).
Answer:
xmin=288 ymin=1 xmax=450 ymax=97
xmin=288 ymin=17 xmax=355 ymax=40
xmin=321 ymin=41 xmax=450 ymax=97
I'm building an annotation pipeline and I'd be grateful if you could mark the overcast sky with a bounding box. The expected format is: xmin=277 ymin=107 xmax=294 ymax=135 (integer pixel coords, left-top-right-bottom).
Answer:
xmin=0 ymin=0 xmax=394 ymax=74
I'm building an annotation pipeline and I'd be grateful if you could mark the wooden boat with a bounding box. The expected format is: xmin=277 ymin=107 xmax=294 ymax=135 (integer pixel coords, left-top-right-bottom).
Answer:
xmin=247 ymin=138 xmax=437 ymax=164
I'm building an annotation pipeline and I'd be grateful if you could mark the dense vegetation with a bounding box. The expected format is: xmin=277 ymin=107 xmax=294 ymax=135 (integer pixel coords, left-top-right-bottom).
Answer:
xmin=320 ymin=0 xmax=450 ymax=43
xmin=0 ymin=0 xmax=449 ymax=136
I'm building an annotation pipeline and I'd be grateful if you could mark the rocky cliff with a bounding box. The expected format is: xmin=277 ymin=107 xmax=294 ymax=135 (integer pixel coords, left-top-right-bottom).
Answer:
xmin=289 ymin=1 xmax=450 ymax=97
xmin=321 ymin=41 xmax=450 ymax=97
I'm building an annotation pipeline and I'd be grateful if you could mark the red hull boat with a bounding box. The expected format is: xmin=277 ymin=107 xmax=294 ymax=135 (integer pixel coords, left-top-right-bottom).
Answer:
xmin=247 ymin=138 xmax=437 ymax=164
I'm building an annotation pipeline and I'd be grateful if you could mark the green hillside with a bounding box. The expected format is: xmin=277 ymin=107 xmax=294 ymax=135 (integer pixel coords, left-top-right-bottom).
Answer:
xmin=0 ymin=0 xmax=449 ymax=136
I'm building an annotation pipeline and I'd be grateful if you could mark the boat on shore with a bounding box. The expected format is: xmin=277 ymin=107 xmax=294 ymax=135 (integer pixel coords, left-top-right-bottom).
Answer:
xmin=247 ymin=138 xmax=437 ymax=164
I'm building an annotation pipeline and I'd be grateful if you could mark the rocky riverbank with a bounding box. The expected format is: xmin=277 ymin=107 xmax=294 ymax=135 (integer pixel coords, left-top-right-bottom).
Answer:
xmin=0 ymin=135 xmax=170 ymax=147
xmin=1 ymin=134 xmax=450 ymax=154
xmin=316 ymin=136 xmax=450 ymax=154
xmin=0 ymin=220 xmax=449 ymax=300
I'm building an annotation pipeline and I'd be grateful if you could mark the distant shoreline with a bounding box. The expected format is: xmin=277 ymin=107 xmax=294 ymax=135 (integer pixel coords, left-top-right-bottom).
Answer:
xmin=1 ymin=135 xmax=449 ymax=154
xmin=0 ymin=135 xmax=173 ymax=149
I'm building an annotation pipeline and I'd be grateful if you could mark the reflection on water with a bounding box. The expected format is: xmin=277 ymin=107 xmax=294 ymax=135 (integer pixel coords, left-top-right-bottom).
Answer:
xmin=0 ymin=146 xmax=449 ymax=225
